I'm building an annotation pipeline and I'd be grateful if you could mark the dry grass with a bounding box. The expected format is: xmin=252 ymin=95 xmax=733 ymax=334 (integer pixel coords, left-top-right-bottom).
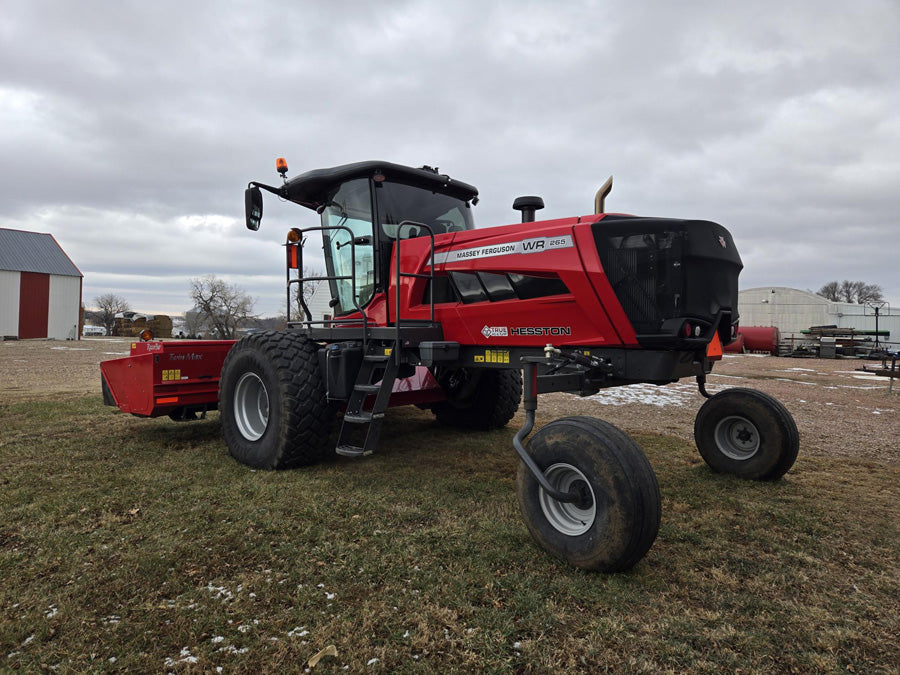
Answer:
xmin=2 ymin=389 xmax=898 ymax=672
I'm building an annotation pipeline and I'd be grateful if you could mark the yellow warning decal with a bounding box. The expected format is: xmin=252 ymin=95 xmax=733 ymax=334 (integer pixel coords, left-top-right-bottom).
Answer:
xmin=384 ymin=348 xmax=393 ymax=356
xmin=161 ymin=369 xmax=182 ymax=382
xmin=478 ymin=349 xmax=510 ymax=364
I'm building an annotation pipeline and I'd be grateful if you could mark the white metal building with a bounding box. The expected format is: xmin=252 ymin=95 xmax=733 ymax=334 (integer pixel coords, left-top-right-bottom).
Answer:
xmin=0 ymin=228 xmax=83 ymax=340
xmin=304 ymin=280 xmax=334 ymax=323
xmin=738 ymin=287 xmax=900 ymax=349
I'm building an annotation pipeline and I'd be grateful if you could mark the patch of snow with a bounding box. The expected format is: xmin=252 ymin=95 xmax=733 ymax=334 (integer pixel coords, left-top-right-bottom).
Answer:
xmin=216 ymin=645 xmax=249 ymax=655
xmin=21 ymin=635 xmax=35 ymax=646
xmin=205 ymin=584 xmax=234 ymax=602
xmin=776 ymin=378 xmax=817 ymax=385
xmin=50 ymin=347 xmax=91 ymax=351
xmin=288 ymin=627 xmax=309 ymax=638
xmin=852 ymin=374 xmax=886 ymax=382
xmin=211 ymin=636 xmax=225 ymax=644
xmin=44 ymin=605 xmax=58 ymax=618
xmin=586 ymin=382 xmax=696 ymax=407
xmin=164 ymin=647 xmax=198 ymax=667
xmin=367 ymin=657 xmax=380 ymax=666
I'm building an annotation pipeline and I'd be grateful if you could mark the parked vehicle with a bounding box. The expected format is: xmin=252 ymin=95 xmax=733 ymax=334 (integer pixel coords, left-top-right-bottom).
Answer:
xmin=102 ymin=160 xmax=799 ymax=571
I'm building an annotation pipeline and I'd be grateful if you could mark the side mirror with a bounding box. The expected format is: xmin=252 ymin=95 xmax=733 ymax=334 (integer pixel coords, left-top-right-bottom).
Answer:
xmin=245 ymin=186 xmax=263 ymax=231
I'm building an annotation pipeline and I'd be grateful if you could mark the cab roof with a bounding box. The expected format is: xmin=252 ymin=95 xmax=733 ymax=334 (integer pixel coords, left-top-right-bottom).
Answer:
xmin=281 ymin=161 xmax=479 ymax=210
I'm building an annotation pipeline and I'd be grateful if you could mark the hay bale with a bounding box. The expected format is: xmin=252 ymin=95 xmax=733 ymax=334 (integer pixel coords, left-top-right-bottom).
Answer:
xmin=112 ymin=317 xmax=132 ymax=337
xmin=147 ymin=315 xmax=173 ymax=338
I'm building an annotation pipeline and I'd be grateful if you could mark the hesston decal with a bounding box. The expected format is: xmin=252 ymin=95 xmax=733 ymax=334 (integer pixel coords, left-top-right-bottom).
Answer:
xmin=481 ymin=325 xmax=572 ymax=338
xmin=511 ymin=327 xmax=572 ymax=336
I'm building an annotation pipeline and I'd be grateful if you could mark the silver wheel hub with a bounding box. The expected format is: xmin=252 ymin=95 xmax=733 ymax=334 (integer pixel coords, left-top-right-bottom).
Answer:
xmin=539 ymin=463 xmax=597 ymax=536
xmin=714 ymin=415 xmax=760 ymax=461
xmin=234 ymin=372 xmax=269 ymax=441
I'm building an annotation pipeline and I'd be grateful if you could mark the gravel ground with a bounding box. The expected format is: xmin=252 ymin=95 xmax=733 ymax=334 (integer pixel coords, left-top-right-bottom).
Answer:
xmin=2 ymin=337 xmax=897 ymax=466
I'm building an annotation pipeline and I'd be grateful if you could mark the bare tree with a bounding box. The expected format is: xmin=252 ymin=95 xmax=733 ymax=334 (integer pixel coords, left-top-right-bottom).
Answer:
xmin=857 ymin=283 xmax=884 ymax=305
xmin=818 ymin=280 xmax=884 ymax=304
xmin=817 ymin=281 xmax=840 ymax=301
xmin=839 ymin=280 xmax=862 ymax=303
xmin=93 ymin=293 xmax=130 ymax=335
xmin=188 ymin=275 xmax=256 ymax=339
xmin=182 ymin=309 xmax=204 ymax=338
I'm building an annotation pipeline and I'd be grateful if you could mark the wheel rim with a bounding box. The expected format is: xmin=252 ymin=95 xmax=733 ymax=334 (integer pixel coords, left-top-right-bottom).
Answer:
xmin=538 ymin=463 xmax=597 ymax=536
xmin=714 ymin=415 xmax=760 ymax=461
xmin=234 ymin=372 xmax=269 ymax=441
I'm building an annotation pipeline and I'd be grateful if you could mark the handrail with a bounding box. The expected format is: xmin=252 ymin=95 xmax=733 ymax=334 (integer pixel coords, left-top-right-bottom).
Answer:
xmin=286 ymin=224 xmax=369 ymax=348
xmin=393 ymin=220 xmax=436 ymax=366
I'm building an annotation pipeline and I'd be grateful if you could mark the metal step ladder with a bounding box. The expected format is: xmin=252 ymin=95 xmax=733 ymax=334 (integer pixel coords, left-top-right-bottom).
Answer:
xmin=335 ymin=343 xmax=399 ymax=457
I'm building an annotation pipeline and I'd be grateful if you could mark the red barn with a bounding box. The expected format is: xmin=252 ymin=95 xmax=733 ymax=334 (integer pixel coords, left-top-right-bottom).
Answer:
xmin=0 ymin=228 xmax=83 ymax=340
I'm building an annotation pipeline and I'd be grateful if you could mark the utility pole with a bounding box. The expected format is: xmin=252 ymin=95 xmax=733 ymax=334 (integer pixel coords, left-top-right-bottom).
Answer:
xmin=865 ymin=301 xmax=888 ymax=351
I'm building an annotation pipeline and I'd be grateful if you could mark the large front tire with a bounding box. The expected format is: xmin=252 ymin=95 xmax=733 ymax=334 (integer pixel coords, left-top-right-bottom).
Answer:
xmin=516 ymin=416 xmax=661 ymax=572
xmin=694 ymin=388 xmax=799 ymax=480
xmin=431 ymin=368 xmax=522 ymax=430
xmin=219 ymin=331 xmax=335 ymax=469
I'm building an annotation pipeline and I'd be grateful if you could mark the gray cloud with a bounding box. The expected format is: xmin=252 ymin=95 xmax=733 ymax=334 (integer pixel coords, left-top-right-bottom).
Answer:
xmin=2 ymin=0 xmax=898 ymax=316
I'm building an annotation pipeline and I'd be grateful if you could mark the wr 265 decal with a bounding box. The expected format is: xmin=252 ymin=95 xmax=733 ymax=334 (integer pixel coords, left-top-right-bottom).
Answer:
xmin=430 ymin=235 xmax=574 ymax=266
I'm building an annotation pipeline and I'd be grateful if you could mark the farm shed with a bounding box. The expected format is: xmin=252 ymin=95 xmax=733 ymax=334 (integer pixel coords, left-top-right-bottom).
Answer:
xmin=0 ymin=228 xmax=83 ymax=340
xmin=738 ymin=287 xmax=900 ymax=350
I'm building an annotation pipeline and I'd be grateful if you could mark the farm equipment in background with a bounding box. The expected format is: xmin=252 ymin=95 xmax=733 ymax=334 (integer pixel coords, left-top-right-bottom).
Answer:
xmin=102 ymin=159 xmax=799 ymax=572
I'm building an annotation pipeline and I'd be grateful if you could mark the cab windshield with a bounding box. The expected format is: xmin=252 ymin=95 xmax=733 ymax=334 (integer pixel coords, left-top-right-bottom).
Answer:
xmin=321 ymin=178 xmax=375 ymax=315
xmin=377 ymin=180 xmax=474 ymax=238
xmin=320 ymin=177 xmax=475 ymax=316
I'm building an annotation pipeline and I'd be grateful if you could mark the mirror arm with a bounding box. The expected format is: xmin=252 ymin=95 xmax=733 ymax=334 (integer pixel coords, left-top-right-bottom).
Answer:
xmin=248 ymin=181 xmax=284 ymax=197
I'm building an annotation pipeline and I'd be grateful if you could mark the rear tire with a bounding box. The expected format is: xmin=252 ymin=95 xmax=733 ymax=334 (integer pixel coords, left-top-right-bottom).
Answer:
xmin=516 ymin=416 xmax=660 ymax=572
xmin=694 ymin=388 xmax=799 ymax=480
xmin=431 ymin=368 xmax=522 ymax=430
xmin=219 ymin=331 xmax=335 ymax=469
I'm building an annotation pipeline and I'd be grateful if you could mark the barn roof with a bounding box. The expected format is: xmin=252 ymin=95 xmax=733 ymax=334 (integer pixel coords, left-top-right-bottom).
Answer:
xmin=0 ymin=228 xmax=82 ymax=277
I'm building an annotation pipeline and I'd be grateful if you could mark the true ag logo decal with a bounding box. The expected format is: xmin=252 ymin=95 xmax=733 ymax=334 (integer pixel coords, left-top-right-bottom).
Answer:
xmin=481 ymin=325 xmax=508 ymax=338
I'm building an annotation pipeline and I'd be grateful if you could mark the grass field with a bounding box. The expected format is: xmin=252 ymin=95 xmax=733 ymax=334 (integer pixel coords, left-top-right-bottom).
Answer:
xmin=1 ymin=396 xmax=898 ymax=672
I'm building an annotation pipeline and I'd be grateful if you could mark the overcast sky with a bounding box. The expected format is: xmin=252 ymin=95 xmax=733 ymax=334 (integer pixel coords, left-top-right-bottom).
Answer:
xmin=2 ymin=0 xmax=898 ymax=317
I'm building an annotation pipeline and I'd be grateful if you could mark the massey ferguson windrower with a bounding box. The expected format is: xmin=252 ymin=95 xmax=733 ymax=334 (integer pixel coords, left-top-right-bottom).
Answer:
xmin=102 ymin=159 xmax=799 ymax=572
